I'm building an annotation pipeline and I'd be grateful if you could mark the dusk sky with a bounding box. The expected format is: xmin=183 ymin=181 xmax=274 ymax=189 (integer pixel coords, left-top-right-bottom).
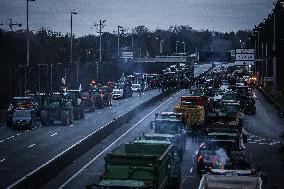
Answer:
xmin=0 ymin=0 xmax=275 ymax=36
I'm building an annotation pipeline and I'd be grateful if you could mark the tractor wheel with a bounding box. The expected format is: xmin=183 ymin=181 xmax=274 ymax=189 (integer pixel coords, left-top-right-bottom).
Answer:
xmin=80 ymin=109 xmax=85 ymax=119
xmin=61 ymin=111 xmax=70 ymax=126
xmin=40 ymin=110 xmax=49 ymax=126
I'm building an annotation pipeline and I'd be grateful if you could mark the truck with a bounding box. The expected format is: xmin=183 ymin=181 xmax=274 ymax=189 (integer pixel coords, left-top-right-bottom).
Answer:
xmin=150 ymin=112 xmax=186 ymax=158
xmin=91 ymin=141 xmax=180 ymax=189
xmin=198 ymin=169 xmax=262 ymax=189
xmin=174 ymin=96 xmax=206 ymax=129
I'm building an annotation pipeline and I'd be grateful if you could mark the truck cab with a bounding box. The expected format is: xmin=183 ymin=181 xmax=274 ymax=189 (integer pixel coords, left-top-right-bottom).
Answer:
xmin=150 ymin=116 xmax=186 ymax=158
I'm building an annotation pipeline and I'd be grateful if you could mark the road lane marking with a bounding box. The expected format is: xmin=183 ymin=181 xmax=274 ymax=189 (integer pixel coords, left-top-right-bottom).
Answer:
xmin=6 ymin=136 xmax=14 ymax=140
xmin=0 ymin=140 xmax=4 ymax=143
xmin=254 ymin=138 xmax=266 ymax=142
xmin=268 ymin=141 xmax=280 ymax=145
xmin=0 ymin=158 xmax=6 ymax=163
xmin=28 ymin=144 xmax=35 ymax=148
xmin=50 ymin=133 xmax=58 ymax=137
xmin=190 ymin=167 xmax=193 ymax=173
xmin=58 ymin=93 xmax=175 ymax=189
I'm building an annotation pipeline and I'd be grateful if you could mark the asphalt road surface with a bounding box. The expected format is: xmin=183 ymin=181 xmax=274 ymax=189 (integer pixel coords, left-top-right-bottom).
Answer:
xmin=0 ymin=89 xmax=161 ymax=188
xmin=42 ymin=89 xmax=284 ymax=189
xmin=0 ymin=64 xmax=211 ymax=188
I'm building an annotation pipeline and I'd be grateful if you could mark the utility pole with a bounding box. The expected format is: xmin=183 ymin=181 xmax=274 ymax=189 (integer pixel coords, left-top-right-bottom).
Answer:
xmin=93 ymin=20 xmax=106 ymax=82
xmin=93 ymin=20 xmax=106 ymax=62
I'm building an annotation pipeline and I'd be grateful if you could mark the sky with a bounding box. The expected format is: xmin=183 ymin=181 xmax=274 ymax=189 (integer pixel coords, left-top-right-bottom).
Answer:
xmin=0 ymin=0 xmax=275 ymax=37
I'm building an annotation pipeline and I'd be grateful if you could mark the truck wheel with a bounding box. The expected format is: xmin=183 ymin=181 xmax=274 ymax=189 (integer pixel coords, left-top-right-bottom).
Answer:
xmin=40 ymin=110 xmax=49 ymax=126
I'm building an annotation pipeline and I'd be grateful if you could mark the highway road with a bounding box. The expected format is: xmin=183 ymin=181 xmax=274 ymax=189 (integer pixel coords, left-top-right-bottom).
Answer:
xmin=0 ymin=64 xmax=212 ymax=188
xmin=41 ymin=88 xmax=284 ymax=189
xmin=0 ymin=90 xmax=161 ymax=188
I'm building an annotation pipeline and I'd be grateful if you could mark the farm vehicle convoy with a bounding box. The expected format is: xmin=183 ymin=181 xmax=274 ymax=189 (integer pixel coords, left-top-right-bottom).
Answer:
xmin=3 ymin=63 xmax=265 ymax=188
xmin=85 ymin=67 xmax=264 ymax=189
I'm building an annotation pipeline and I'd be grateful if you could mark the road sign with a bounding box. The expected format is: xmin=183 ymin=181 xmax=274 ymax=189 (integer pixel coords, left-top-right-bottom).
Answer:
xmin=236 ymin=49 xmax=254 ymax=54
xmin=235 ymin=48 xmax=254 ymax=65
xmin=264 ymin=77 xmax=273 ymax=81
xmin=122 ymin=51 xmax=133 ymax=59
xmin=235 ymin=54 xmax=255 ymax=61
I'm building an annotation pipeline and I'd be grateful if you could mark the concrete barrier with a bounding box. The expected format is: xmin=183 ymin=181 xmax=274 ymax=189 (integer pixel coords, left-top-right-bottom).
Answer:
xmin=9 ymin=91 xmax=173 ymax=189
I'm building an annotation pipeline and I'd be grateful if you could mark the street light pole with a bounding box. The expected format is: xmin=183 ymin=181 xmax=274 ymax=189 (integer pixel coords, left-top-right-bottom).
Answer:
xmin=175 ymin=40 xmax=179 ymax=54
xmin=70 ymin=10 xmax=78 ymax=64
xmin=117 ymin=26 xmax=123 ymax=59
xmin=182 ymin=42 xmax=186 ymax=53
xmin=272 ymin=12 xmax=277 ymax=98
xmin=160 ymin=40 xmax=163 ymax=54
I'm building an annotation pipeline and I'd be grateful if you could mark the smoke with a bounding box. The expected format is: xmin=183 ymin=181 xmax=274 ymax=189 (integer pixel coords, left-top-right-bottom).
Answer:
xmin=215 ymin=148 xmax=229 ymax=165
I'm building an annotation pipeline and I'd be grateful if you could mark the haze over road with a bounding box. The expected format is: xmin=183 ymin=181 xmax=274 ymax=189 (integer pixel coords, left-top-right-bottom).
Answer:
xmin=0 ymin=0 xmax=274 ymax=36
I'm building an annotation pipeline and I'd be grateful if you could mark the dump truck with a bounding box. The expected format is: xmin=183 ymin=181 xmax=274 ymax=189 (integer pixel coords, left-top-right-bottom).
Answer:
xmin=198 ymin=169 xmax=262 ymax=189
xmin=174 ymin=96 xmax=206 ymax=129
xmin=141 ymin=132 xmax=183 ymax=161
xmin=150 ymin=112 xmax=186 ymax=158
xmin=90 ymin=142 xmax=180 ymax=189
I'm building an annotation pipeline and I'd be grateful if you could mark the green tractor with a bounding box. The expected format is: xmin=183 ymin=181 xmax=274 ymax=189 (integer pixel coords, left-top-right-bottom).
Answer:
xmin=40 ymin=92 xmax=74 ymax=126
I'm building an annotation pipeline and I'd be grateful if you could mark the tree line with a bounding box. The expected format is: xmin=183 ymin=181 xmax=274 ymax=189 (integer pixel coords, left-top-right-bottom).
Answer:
xmin=0 ymin=25 xmax=250 ymax=108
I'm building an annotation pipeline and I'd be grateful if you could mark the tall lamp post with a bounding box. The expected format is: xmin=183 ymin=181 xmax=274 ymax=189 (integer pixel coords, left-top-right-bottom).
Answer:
xmin=175 ymin=40 xmax=179 ymax=54
xmin=70 ymin=10 xmax=78 ymax=64
xmin=117 ymin=26 xmax=123 ymax=59
xmin=26 ymin=0 xmax=35 ymax=67
xmin=160 ymin=40 xmax=164 ymax=54
xmin=182 ymin=41 xmax=186 ymax=53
